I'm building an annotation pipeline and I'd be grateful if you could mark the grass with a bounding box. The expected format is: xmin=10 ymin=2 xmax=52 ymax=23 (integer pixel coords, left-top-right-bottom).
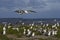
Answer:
xmin=0 ymin=24 xmax=60 ymax=40
xmin=0 ymin=35 xmax=9 ymax=40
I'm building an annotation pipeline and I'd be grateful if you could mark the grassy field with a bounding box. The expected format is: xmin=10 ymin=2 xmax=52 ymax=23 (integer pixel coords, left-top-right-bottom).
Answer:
xmin=0 ymin=24 xmax=60 ymax=40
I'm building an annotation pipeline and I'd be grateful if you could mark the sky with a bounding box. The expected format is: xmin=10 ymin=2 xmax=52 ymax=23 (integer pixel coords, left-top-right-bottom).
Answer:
xmin=0 ymin=0 xmax=60 ymax=18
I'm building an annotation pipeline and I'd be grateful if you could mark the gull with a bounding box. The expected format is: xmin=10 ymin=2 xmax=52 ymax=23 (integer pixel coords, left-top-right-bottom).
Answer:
xmin=15 ymin=10 xmax=37 ymax=15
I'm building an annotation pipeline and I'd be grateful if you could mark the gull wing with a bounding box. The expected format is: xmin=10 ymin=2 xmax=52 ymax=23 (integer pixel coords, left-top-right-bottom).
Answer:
xmin=14 ymin=10 xmax=25 ymax=14
xmin=15 ymin=10 xmax=19 ymax=13
xmin=27 ymin=10 xmax=37 ymax=13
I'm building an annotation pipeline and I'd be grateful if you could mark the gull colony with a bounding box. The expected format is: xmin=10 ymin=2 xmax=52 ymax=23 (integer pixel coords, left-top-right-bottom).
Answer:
xmin=2 ymin=21 xmax=60 ymax=37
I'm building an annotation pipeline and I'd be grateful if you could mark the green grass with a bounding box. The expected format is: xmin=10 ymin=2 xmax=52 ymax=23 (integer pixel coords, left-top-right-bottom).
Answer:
xmin=0 ymin=24 xmax=60 ymax=39
xmin=0 ymin=35 xmax=9 ymax=40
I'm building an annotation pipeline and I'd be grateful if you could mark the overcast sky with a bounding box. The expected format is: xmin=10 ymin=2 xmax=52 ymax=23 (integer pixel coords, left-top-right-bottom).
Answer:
xmin=0 ymin=0 xmax=60 ymax=18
